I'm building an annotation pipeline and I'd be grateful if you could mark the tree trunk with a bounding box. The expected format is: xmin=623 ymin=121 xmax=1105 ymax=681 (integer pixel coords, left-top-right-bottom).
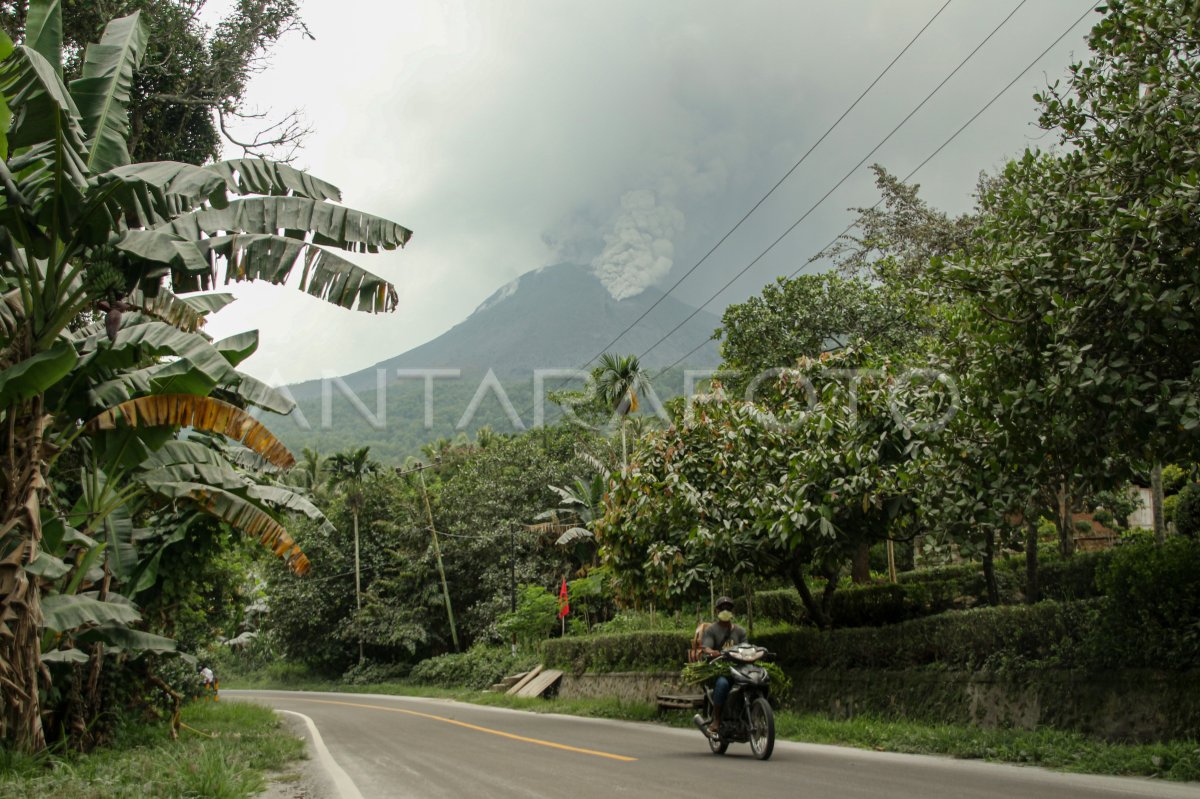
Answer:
xmin=1056 ymin=483 xmax=1075 ymax=558
xmin=982 ymin=527 xmax=999 ymax=606
xmin=0 ymin=398 xmax=50 ymax=752
xmin=790 ymin=562 xmax=832 ymax=630
xmin=1025 ymin=517 xmax=1040 ymax=605
xmin=851 ymin=541 xmax=871 ymax=584
xmin=1151 ymin=462 xmax=1165 ymax=545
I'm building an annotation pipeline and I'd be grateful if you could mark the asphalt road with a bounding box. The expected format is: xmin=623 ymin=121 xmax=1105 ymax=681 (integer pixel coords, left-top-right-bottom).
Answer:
xmin=233 ymin=690 xmax=1200 ymax=799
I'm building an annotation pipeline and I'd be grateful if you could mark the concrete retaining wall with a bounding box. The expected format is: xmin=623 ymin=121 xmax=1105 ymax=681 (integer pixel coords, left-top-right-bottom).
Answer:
xmin=558 ymin=671 xmax=688 ymax=704
xmin=560 ymin=667 xmax=1200 ymax=741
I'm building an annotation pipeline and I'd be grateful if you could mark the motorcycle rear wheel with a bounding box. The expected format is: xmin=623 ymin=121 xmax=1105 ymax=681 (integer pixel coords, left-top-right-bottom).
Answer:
xmin=748 ymin=696 xmax=775 ymax=761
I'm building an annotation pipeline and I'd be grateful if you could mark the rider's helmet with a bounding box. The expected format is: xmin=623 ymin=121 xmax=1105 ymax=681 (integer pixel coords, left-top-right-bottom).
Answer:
xmin=715 ymin=596 xmax=734 ymax=612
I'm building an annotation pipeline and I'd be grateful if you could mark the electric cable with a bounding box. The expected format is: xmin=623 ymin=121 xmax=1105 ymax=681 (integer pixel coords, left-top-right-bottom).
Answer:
xmin=572 ymin=0 xmax=957 ymax=368
xmin=647 ymin=0 xmax=1100 ymax=381
xmin=634 ymin=0 xmax=1032 ymax=373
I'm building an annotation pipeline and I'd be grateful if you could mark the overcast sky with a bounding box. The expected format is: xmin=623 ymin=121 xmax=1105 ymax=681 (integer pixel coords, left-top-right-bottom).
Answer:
xmin=200 ymin=0 xmax=1099 ymax=384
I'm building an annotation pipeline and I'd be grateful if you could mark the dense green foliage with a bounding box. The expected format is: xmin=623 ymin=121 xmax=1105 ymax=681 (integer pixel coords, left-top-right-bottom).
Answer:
xmin=1 ymin=0 xmax=309 ymax=164
xmin=1175 ymin=483 xmax=1200 ymax=538
xmin=0 ymin=0 xmax=409 ymax=752
xmin=261 ymin=424 xmax=614 ymax=676
xmin=545 ymin=539 xmax=1200 ymax=674
xmin=407 ymin=645 xmax=539 ymax=690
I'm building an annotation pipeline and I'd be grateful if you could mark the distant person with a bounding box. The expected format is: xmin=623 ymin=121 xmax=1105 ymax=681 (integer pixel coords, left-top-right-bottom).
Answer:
xmin=199 ymin=665 xmax=218 ymax=701
xmin=699 ymin=595 xmax=746 ymax=736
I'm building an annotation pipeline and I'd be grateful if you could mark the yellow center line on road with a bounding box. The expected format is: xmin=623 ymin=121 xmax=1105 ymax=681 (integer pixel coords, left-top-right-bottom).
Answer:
xmin=287 ymin=697 xmax=639 ymax=762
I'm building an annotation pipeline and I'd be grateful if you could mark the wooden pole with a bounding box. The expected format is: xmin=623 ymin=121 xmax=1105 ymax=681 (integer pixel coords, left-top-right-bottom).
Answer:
xmin=353 ymin=509 xmax=363 ymax=663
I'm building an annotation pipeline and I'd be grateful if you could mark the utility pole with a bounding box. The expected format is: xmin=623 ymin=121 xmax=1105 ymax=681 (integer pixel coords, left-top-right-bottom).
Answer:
xmin=420 ymin=472 xmax=459 ymax=652
xmin=353 ymin=508 xmax=363 ymax=664
xmin=510 ymin=525 xmax=517 ymax=656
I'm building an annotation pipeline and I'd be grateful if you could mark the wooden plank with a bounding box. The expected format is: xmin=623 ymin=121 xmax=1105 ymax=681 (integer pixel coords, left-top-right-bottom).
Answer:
xmin=515 ymin=668 xmax=563 ymax=698
xmin=656 ymin=692 xmax=704 ymax=710
xmin=506 ymin=664 xmax=543 ymax=696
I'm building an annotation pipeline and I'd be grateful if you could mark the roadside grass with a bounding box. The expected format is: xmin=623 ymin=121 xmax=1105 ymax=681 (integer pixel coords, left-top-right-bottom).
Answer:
xmin=767 ymin=714 xmax=1200 ymax=782
xmin=225 ymin=677 xmax=1200 ymax=781
xmin=0 ymin=701 xmax=305 ymax=799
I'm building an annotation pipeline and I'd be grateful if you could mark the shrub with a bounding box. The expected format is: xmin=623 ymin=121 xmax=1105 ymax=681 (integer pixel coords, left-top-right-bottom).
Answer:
xmin=739 ymin=590 xmax=804 ymax=623
xmin=408 ymin=646 xmax=539 ymax=689
xmin=1094 ymin=538 xmax=1200 ymax=669
xmin=1038 ymin=549 xmax=1113 ymax=601
xmin=1175 ymin=483 xmax=1200 ymax=538
xmin=1164 ymin=493 xmax=1181 ymax=525
xmin=542 ymin=630 xmax=692 ymax=673
xmin=1162 ymin=463 xmax=1189 ymax=496
xmin=497 ymin=585 xmax=559 ymax=647
xmin=589 ymin=610 xmax=691 ymax=634
xmin=342 ymin=661 xmax=411 ymax=685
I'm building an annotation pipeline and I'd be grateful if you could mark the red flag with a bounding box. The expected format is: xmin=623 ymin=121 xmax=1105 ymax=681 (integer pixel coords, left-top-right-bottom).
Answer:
xmin=557 ymin=577 xmax=570 ymax=619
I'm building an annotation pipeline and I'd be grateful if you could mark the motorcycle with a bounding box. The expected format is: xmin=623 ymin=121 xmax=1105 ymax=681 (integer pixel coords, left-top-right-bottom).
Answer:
xmin=692 ymin=643 xmax=775 ymax=760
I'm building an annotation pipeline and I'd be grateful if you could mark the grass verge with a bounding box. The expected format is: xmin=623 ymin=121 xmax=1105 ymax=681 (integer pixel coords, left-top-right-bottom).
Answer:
xmin=225 ymin=676 xmax=1200 ymax=781
xmin=0 ymin=701 xmax=305 ymax=799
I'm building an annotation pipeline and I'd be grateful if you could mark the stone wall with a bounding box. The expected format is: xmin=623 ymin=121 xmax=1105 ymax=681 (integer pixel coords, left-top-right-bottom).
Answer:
xmin=558 ymin=671 xmax=688 ymax=704
xmin=790 ymin=668 xmax=1200 ymax=742
xmin=561 ymin=666 xmax=1200 ymax=741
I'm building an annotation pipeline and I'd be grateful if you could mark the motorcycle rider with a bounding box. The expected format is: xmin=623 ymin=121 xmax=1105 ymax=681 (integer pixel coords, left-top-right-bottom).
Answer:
xmin=698 ymin=595 xmax=747 ymax=737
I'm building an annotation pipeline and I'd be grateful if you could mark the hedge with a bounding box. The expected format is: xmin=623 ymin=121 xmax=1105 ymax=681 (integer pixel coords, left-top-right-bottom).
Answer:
xmin=408 ymin=646 xmax=539 ymax=689
xmin=543 ymin=540 xmax=1200 ymax=675
xmin=742 ymin=550 xmax=1113 ymax=628
xmin=540 ymin=630 xmax=693 ymax=674
xmin=544 ymin=601 xmax=1096 ymax=674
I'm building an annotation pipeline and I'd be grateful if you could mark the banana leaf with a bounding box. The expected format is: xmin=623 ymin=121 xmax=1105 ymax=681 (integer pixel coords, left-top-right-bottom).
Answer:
xmin=125 ymin=288 xmax=213 ymax=333
xmin=214 ymin=330 xmax=258 ymax=366
xmin=176 ymin=233 xmax=399 ymax=313
xmin=23 ymin=0 xmax=62 ymax=80
xmin=41 ymin=593 xmax=140 ymax=633
xmin=76 ymin=621 xmax=175 ymax=655
xmin=41 ymin=648 xmax=89 ymax=664
xmin=207 ymin=158 xmax=341 ymax=201
xmin=178 ymin=292 xmax=236 ymax=316
xmin=220 ymin=372 xmax=295 ymax=415
xmin=0 ymin=339 xmax=77 ymax=408
xmin=87 ymin=394 xmax=296 ymax=469
xmin=0 ymin=46 xmax=89 ymax=237
xmin=138 ymin=478 xmax=309 ymax=574
xmin=163 ymin=196 xmax=412 ymax=253
xmin=69 ymin=11 xmax=147 ymax=174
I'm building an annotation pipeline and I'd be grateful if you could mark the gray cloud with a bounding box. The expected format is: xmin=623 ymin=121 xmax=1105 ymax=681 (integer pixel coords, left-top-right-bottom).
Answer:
xmin=199 ymin=0 xmax=1096 ymax=383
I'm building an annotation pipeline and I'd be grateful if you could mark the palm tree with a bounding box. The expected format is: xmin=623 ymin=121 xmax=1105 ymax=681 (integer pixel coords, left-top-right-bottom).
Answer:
xmin=596 ymin=353 xmax=649 ymax=469
xmin=298 ymin=447 xmax=324 ymax=494
xmin=325 ymin=447 xmax=379 ymax=663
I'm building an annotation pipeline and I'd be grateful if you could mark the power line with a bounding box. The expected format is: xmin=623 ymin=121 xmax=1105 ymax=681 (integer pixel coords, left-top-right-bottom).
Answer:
xmin=508 ymin=0 xmax=960 ymax=424
xmin=571 ymin=0 xmax=957 ymax=369
xmin=631 ymin=0 xmax=1032 ymax=374
xmin=651 ymin=0 xmax=1099 ymax=381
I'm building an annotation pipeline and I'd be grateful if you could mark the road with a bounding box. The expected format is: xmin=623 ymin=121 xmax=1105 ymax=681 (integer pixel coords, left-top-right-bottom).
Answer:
xmin=233 ymin=690 xmax=1200 ymax=799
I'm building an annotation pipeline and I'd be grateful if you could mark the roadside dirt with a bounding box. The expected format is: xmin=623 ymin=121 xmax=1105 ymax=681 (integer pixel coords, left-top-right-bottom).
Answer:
xmin=257 ymin=711 xmax=335 ymax=799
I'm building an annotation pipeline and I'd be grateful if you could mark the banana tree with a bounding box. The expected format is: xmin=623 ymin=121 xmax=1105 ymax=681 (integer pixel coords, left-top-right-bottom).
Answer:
xmin=0 ymin=2 xmax=411 ymax=751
